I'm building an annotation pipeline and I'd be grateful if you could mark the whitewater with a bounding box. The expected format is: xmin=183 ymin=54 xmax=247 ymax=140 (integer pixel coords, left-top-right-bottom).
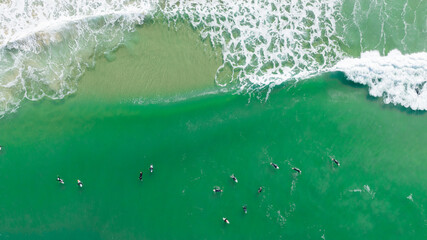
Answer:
xmin=0 ymin=0 xmax=426 ymax=116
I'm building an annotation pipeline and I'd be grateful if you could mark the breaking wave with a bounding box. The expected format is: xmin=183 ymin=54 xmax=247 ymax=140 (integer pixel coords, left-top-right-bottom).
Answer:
xmin=334 ymin=50 xmax=427 ymax=110
xmin=1 ymin=0 xmax=426 ymax=116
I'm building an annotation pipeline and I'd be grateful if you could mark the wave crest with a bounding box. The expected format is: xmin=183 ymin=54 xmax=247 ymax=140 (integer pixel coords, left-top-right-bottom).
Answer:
xmin=0 ymin=0 xmax=426 ymax=116
xmin=0 ymin=0 xmax=156 ymax=116
xmin=334 ymin=50 xmax=427 ymax=110
xmin=163 ymin=0 xmax=344 ymax=91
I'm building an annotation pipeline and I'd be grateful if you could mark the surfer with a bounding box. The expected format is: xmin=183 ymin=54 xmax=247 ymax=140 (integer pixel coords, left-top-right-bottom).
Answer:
xmin=242 ymin=205 xmax=247 ymax=214
xmin=213 ymin=187 xmax=223 ymax=193
xmin=56 ymin=176 xmax=64 ymax=184
xmin=230 ymin=174 xmax=238 ymax=183
xmin=270 ymin=162 xmax=279 ymax=169
xmin=331 ymin=158 xmax=340 ymax=166
xmin=149 ymin=164 xmax=153 ymax=173
xmin=139 ymin=172 xmax=143 ymax=181
xmin=258 ymin=186 xmax=263 ymax=193
xmin=0 ymin=145 xmax=2 ymax=151
xmin=292 ymin=167 xmax=301 ymax=174
xmin=77 ymin=179 xmax=83 ymax=187
xmin=223 ymin=217 xmax=230 ymax=224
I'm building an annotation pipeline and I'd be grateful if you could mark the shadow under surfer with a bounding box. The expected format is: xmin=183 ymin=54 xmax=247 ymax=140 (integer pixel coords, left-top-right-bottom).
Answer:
xmin=139 ymin=172 xmax=143 ymax=181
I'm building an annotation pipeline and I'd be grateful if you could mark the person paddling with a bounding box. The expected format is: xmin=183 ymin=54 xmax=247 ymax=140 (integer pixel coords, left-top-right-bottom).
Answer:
xmin=230 ymin=174 xmax=238 ymax=183
xmin=57 ymin=176 xmax=64 ymax=184
xmin=77 ymin=179 xmax=83 ymax=187
xmin=223 ymin=217 xmax=230 ymax=224
xmin=139 ymin=172 xmax=143 ymax=181
xmin=258 ymin=186 xmax=263 ymax=193
xmin=149 ymin=165 xmax=154 ymax=173
xmin=270 ymin=162 xmax=279 ymax=169
xmin=213 ymin=186 xmax=223 ymax=193
xmin=243 ymin=205 xmax=247 ymax=214
xmin=331 ymin=158 xmax=340 ymax=166
xmin=292 ymin=167 xmax=301 ymax=174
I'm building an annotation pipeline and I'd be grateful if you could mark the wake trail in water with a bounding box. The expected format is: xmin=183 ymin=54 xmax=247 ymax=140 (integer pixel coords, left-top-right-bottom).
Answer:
xmin=1 ymin=0 xmax=426 ymax=117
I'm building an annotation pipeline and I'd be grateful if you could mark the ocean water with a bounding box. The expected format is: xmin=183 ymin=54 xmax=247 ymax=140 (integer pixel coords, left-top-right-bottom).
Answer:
xmin=0 ymin=0 xmax=426 ymax=239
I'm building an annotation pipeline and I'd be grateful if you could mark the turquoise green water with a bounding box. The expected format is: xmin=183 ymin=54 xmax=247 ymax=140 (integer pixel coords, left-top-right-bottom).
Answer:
xmin=0 ymin=1 xmax=427 ymax=239
xmin=0 ymin=71 xmax=426 ymax=239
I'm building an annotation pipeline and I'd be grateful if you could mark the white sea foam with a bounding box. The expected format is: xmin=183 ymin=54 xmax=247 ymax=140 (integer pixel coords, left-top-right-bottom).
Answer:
xmin=0 ymin=0 xmax=157 ymax=116
xmin=333 ymin=50 xmax=427 ymax=110
xmin=0 ymin=0 xmax=157 ymax=48
xmin=0 ymin=0 xmax=426 ymax=117
xmin=349 ymin=185 xmax=375 ymax=199
xmin=163 ymin=0 xmax=343 ymax=90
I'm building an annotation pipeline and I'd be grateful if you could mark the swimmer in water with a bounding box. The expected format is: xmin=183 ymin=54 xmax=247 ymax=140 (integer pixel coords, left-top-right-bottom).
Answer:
xmin=331 ymin=158 xmax=340 ymax=166
xmin=77 ymin=179 xmax=83 ymax=187
xmin=242 ymin=205 xmax=247 ymax=214
xmin=57 ymin=176 xmax=64 ymax=184
xmin=223 ymin=218 xmax=230 ymax=224
xmin=139 ymin=172 xmax=143 ymax=181
xmin=258 ymin=186 xmax=263 ymax=193
xmin=292 ymin=167 xmax=301 ymax=174
xmin=230 ymin=174 xmax=238 ymax=183
xmin=213 ymin=187 xmax=223 ymax=193
xmin=270 ymin=162 xmax=279 ymax=169
xmin=149 ymin=164 xmax=153 ymax=173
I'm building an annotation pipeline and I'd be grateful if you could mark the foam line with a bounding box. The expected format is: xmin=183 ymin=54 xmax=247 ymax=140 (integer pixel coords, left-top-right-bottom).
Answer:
xmin=333 ymin=50 xmax=427 ymax=110
xmin=0 ymin=0 xmax=426 ymax=117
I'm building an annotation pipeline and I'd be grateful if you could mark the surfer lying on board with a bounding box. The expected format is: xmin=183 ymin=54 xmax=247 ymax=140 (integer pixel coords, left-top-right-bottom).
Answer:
xmin=243 ymin=205 xmax=247 ymax=214
xmin=223 ymin=218 xmax=230 ymax=224
xmin=292 ymin=167 xmax=301 ymax=174
xmin=57 ymin=176 xmax=64 ymax=184
xmin=213 ymin=186 xmax=223 ymax=193
xmin=139 ymin=172 xmax=143 ymax=181
xmin=230 ymin=174 xmax=238 ymax=183
xmin=331 ymin=158 xmax=340 ymax=166
xmin=77 ymin=179 xmax=83 ymax=187
xmin=149 ymin=165 xmax=153 ymax=173
xmin=258 ymin=187 xmax=263 ymax=193
xmin=270 ymin=162 xmax=279 ymax=169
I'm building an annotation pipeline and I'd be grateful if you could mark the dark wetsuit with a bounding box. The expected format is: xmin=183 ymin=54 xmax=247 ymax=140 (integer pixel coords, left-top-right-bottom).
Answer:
xmin=231 ymin=175 xmax=237 ymax=182
xmin=332 ymin=158 xmax=340 ymax=166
